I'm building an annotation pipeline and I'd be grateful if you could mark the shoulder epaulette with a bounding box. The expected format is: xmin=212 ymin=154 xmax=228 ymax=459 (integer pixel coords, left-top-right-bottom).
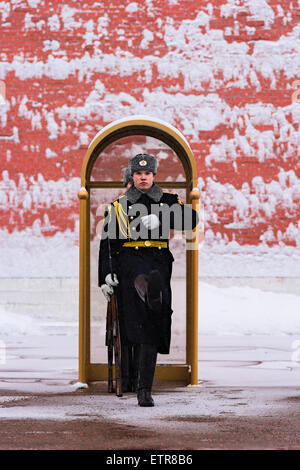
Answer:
xmin=163 ymin=192 xmax=184 ymax=205
xmin=112 ymin=194 xmax=126 ymax=203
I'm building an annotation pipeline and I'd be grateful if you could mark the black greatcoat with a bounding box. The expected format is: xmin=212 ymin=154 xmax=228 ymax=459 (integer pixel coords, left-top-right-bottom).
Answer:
xmin=98 ymin=183 xmax=198 ymax=354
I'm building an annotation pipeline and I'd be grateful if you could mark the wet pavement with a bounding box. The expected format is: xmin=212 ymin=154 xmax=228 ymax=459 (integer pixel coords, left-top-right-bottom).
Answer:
xmin=0 ymin=384 xmax=299 ymax=450
xmin=0 ymin=329 xmax=299 ymax=450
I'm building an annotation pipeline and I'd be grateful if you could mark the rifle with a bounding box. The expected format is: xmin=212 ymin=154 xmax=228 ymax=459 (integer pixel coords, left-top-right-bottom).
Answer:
xmin=105 ymin=237 xmax=122 ymax=397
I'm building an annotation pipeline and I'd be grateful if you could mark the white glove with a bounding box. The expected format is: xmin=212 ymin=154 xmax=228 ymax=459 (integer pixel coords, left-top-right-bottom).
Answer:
xmin=105 ymin=273 xmax=119 ymax=287
xmin=141 ymin=214 xmax=160 ymax=230
xmin=101 ymin=284 xmax=113 ymax=301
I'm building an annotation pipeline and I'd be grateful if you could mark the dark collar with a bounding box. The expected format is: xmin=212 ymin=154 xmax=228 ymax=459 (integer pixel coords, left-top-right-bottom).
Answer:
xmin=125 ymin=183 xmax=163 ymax=203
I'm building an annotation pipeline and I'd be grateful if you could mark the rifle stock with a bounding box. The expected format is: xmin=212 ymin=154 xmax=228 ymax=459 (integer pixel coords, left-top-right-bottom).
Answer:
xmin=106 ymin=236 xmax=122 ymax=397
xmin=106 ymin=302 xmax=114 ymax=393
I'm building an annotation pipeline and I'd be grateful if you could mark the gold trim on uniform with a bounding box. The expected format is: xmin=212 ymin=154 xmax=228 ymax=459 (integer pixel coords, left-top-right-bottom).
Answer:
xmin=112 ymin=199 xmax=131 ymax=238
xmin=123 ymin=240 xmax=167 ymax=248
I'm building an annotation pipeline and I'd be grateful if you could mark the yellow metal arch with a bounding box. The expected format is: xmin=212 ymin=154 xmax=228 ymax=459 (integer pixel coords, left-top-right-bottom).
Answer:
xmin=80 ymin=115 xmax=198 ymax=189
xmin=78 ymin=115 xmax=200 ymax=387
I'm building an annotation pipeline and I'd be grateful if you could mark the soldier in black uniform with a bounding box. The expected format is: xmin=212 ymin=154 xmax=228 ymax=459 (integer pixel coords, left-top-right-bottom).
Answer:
xmin=99 ymin=153 xmax=198 ymax=407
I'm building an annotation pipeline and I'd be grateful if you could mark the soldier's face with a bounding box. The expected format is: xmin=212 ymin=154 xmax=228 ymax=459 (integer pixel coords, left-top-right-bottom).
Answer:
xmin=132 ymin=170 xmax=154 ymax=191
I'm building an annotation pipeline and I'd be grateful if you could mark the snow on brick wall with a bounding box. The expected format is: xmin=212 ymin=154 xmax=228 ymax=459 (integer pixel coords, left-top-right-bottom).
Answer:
xmin=0 ymin=0 xmax=300 ymax=277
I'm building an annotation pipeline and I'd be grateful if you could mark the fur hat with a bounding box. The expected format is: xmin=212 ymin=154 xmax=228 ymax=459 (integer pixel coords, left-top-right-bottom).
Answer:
xmin=123 ymin=167 xmax=133 ymax=187
xmin=129 ymin=153 xmax=157 ymax=175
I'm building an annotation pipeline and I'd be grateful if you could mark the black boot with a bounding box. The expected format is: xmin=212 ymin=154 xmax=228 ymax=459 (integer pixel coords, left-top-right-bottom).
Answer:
xmin=134 ymin=270 xmax=163 ymax=312
xmin=137 ymin=344 xmax=157 ymax=407
xmin=137 ymin=389 xmax=154 ymax=407
xmin=131 ymin=344 xmax=140 ymax=392
xmin=121 ymin=344 xmax=134 ymax=392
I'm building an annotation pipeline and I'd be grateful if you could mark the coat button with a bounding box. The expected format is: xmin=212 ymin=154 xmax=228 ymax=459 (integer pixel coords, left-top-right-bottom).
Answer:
xmin=130 ymin=216 xmax=134 ymax=220
xmin=160 ymin=202 xmax=164 ymax=206
xmin=135 ymin=246 xmax=139 ymax=250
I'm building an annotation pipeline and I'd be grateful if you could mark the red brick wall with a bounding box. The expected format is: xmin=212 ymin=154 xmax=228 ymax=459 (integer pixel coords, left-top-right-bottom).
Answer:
xmin=0 ymin=0 xmax=300 ymax=248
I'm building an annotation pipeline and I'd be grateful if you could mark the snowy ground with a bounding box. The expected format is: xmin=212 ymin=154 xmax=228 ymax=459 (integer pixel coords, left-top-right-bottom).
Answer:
xmin=0 ymin=281 xmax=299 ymax=449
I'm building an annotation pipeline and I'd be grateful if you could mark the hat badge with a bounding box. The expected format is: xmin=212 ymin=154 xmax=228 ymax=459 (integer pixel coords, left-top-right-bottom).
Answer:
xmin=139 ymin=159 xmax=147 ymax=166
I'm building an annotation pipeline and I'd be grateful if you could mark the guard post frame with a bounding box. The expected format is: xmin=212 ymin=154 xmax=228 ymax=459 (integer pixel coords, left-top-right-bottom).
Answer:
xmin=78 ymin=116 xmax=200 ymax=386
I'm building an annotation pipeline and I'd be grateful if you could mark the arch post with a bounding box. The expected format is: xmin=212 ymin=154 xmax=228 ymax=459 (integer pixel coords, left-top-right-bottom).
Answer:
xmin=78 ymin=186 xmax=89 ymax=384
xmin=189 ymin=188 xmax=201 ymax=386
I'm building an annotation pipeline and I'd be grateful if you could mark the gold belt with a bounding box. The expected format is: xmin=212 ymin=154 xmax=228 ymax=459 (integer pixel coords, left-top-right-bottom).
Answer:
xmin=123 ymin=240 xmax=167 ymax=248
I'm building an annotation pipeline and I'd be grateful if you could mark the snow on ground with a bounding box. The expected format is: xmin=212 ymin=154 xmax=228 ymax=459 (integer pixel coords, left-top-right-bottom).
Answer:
xmin=1 ymin=281 xmax=300 ymax=337
xmin=198 ymin=282 xmax=300 ymax=336
xmin=0 ymin=309 xmax=44 ymax=336
xmin=0 ymin=281 xmax=299 ymax=424
xmin=0 ymin=331 xmax=299 ymax=423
